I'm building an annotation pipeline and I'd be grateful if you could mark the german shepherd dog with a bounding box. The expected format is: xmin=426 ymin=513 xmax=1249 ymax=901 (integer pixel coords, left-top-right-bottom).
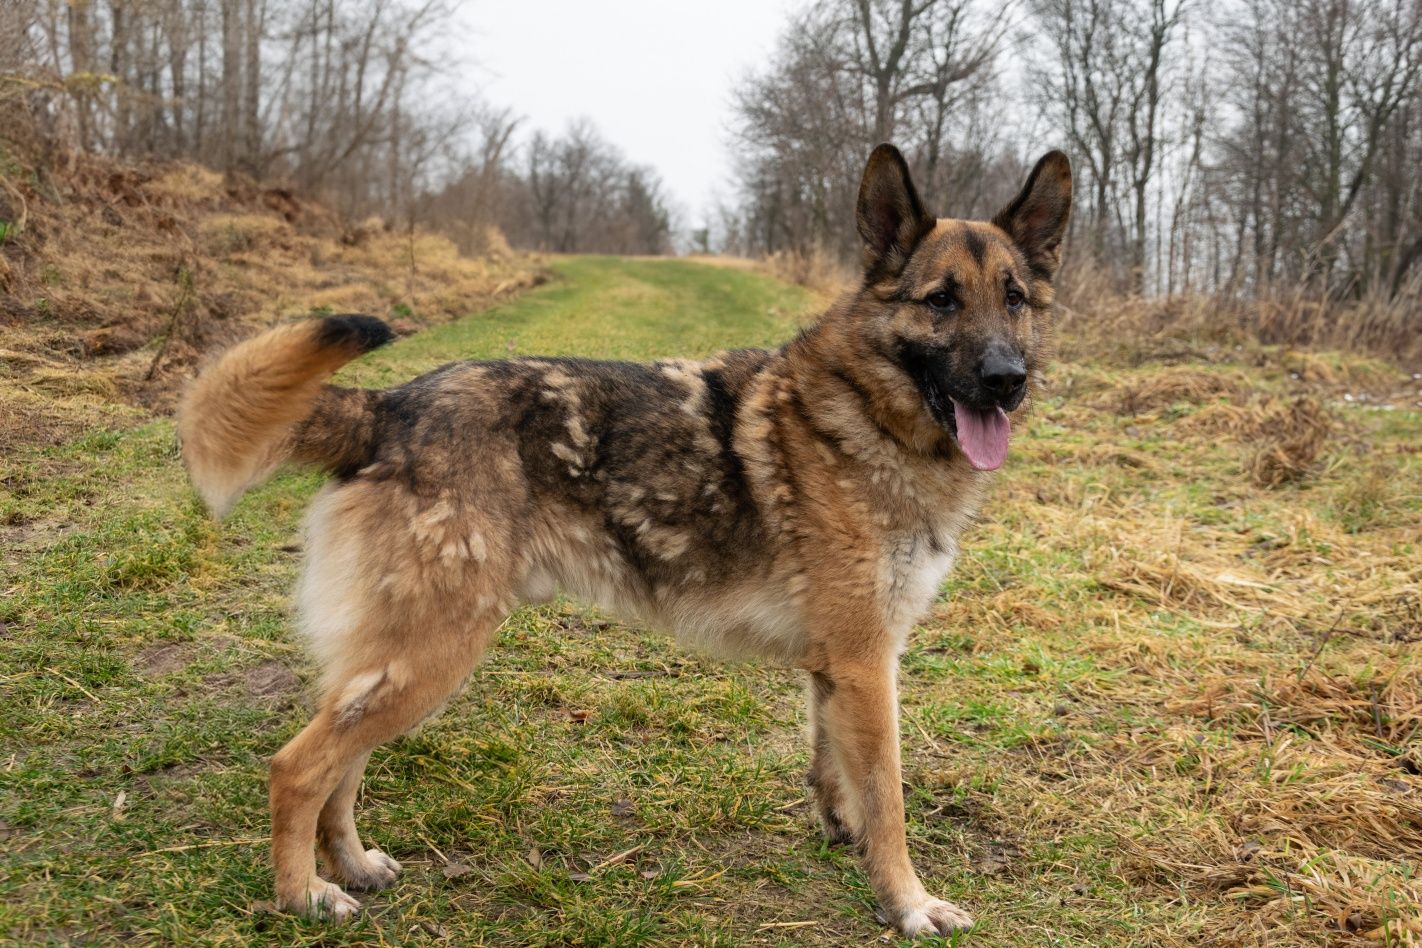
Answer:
xmin=179 ymin=144 xmax=1071 ymax=938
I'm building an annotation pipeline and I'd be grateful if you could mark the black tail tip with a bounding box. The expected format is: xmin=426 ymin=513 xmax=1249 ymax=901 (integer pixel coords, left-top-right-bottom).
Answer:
xmin=317 ymin=314 xmax=396 ymax=353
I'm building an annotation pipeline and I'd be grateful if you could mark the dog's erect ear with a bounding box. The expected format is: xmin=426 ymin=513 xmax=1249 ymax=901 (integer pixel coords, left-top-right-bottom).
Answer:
xmin=993 ymin=150 xmax=1073 ymax=281
xmin=856 ymin=143 xmax=933 ymax=276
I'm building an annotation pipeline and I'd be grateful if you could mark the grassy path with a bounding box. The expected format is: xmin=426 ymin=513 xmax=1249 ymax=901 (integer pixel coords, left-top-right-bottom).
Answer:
xmin=3 ymin=257 xmax=1421 ymax=945
xmin=344 ymin=255 xmax=812 ymax=388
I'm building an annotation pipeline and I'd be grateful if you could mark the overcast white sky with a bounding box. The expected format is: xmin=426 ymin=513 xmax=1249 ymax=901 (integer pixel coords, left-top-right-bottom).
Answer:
xmin=455 ymin=0 xmax=806 ymax=230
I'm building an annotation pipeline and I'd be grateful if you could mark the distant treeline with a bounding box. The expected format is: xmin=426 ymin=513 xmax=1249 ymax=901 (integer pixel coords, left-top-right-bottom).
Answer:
xmin=0 ymin=0 xmax=673 ymax=255
xmin=6 ymin=0 xmax=1421 ymax=310
xmin=724 ymin=0 xmax=1422 ymax=304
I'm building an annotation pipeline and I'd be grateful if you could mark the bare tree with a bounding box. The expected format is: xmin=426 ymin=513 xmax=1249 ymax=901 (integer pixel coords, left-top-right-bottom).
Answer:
xmin=729 ymin=0 xmax=1007 ymax=260
xmin=1211 ymin=0 xmax=1422 ymax=297
xmin=1029 ymin=0 xmax=1187 ymax=289
xmin=516 ymin=120 xmax=673 ymax=254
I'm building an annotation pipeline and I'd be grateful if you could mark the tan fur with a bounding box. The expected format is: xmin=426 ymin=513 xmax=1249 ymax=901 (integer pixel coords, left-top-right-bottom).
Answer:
xmin=177 ymin=321 xmax=374 ymax=517
xmin=181 ymin=147 xmax=1071 ymax=937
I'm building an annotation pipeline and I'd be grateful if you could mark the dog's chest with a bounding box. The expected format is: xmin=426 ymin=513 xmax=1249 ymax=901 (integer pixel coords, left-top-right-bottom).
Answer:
xmin=876 ymin=479 xmax=984 ymax=640
xmin=879 ymin=532 xmax=959 ymax=639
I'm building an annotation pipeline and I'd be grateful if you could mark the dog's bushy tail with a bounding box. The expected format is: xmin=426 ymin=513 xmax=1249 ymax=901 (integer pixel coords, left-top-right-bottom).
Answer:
xmin=178 ymin=315 xmax=393 ymax=517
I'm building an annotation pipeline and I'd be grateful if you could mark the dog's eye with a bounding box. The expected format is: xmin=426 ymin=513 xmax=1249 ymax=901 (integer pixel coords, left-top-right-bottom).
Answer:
xmin=926 ymin=291 xmax=957 ymax=313
xmin=1005 ymin=289 xmax=1025 ymax=311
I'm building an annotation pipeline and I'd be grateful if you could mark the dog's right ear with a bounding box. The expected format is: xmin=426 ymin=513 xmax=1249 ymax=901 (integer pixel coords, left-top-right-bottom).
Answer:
xmin=856 ymin=143 xmax=933 ymax=278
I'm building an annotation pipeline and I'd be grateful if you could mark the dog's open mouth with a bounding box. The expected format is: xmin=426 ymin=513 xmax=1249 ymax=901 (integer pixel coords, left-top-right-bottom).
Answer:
xmin=913 ymin=366 xmax=1012 ymax=472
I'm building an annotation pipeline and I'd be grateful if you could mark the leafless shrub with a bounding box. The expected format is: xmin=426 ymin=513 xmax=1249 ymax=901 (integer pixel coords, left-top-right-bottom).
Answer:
xmin=760 ymin=246 xmax=854 ymax=298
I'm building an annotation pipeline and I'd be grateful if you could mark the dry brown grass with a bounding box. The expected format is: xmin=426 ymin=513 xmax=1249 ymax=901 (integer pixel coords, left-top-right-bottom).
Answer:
xmin=1054 ymin=258 xmax=1422 ymax=370
xmin=757 ymin=247 xmax=855 ymax=302
xmin=0 ymin=153 xmax=545 ymax=446
xmin=1109 ymin=366 xmax=1253 ymax=415
xmin=932 ymin=346 xmax=1422 ymax=945
xmin=1246 ymin=397 xmax=1336 ymax=488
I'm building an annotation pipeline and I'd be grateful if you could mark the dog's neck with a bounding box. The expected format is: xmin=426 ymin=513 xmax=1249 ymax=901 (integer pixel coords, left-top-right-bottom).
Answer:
xmin=781 ymin=304 xmax=956 ymax=461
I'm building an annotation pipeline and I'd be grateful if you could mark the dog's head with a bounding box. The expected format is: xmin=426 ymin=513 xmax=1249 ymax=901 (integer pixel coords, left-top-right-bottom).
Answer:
xmin=843 ymin=144 xmax=1072 ymax=470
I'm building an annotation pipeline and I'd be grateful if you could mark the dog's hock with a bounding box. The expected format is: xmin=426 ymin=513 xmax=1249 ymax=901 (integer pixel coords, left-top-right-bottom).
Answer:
xmin=333 ymin=665 xmax=401 ymax=730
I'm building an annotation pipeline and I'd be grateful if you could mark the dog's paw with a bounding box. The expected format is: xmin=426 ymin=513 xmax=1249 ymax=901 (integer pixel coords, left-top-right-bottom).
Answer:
xmin=890 ymin=897 xmax=974 ymax=939
xmin=328 ymin=847 xmax=401 ymax=892
xmin=277 ymin=878 xmax=362 ymax=922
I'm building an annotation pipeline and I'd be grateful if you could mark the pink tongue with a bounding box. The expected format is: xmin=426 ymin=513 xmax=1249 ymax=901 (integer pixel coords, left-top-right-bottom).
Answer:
xmin=951 ymin=400 xmax=1011 ymax=471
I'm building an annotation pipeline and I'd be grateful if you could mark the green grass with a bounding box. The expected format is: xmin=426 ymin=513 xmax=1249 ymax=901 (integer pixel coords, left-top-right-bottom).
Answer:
xmin=4 ymin=257 xmax=1421 ymax=946
xmin=344 ymin=256 xmax=810 ymax=389
xmin=1 ymin=258 xmax=832 ymax=946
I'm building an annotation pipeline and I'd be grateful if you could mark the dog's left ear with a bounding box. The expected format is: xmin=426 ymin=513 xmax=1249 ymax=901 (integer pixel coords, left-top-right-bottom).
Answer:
xmin=993 ymin=151 xmax=1073 ymax=281
xmin=857 ymin=143 xmax=933 ymax=277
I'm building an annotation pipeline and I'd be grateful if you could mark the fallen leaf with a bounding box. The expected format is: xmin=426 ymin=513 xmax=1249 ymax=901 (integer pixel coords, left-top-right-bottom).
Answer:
xmin=589 ymin=844 xmax=644 ymax=873
xmin=441 ymin=861 xmax=473 ymax=879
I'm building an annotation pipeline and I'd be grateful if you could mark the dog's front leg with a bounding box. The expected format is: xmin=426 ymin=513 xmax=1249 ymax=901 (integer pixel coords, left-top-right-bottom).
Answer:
xmin=818 ymin=657 xmax=973 ymax=939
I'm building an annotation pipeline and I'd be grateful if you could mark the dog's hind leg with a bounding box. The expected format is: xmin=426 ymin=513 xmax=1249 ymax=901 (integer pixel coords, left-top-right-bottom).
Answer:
xmin=805 ymin=672 xmax=855 ymax=846
xmin=269 ymin=609 xmax=504 ymax=920
xmin=314 ymin=751 xmax=400 ymax=892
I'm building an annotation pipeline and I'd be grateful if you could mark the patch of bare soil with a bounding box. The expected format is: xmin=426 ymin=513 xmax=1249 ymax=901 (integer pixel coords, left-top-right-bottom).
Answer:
xmin=135 ymin=642 xmax=192 ymax=677
xmin=203 ymin=659 xmax=303 ymax=706
xmin=244 ymin=660 xmax=300 ymax=700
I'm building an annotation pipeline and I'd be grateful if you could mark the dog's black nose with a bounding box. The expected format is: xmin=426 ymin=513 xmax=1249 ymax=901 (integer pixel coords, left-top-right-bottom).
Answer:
xmin=979 ymin=347 xmax=1027 ymax=406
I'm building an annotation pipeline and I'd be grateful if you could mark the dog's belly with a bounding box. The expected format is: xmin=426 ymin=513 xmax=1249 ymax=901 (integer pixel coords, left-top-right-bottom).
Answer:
xmin=515 ymin=511 xmax=808 ymax=663
xmin=516 ymin=529 xmax=635 ymax=616
xmin=520 ymin=561 xmax=809 ymax=665
xmin=655 ymin=581 xmax=807 ymax=663
xmin=514 ymin=510 xmax=969 ymax=665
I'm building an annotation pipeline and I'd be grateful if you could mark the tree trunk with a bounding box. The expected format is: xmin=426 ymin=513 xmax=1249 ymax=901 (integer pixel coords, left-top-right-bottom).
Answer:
xmin=220 ymin=0 xmax=241 ymax=174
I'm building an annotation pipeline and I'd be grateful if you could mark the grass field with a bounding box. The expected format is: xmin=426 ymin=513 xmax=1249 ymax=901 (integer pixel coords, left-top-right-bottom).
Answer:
xmin=3 ymin=256 xmax=1420 ymax=946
